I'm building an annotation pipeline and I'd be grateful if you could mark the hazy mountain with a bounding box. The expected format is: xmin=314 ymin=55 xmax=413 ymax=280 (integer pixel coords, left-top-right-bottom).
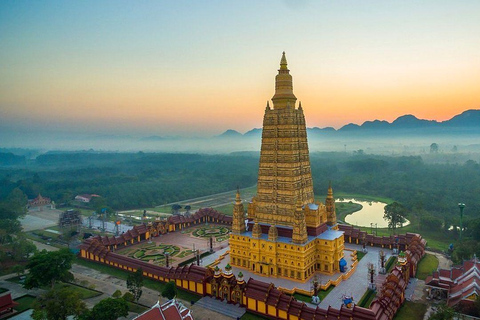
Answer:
xmin=140 ymin=135 xmax=165 ymax=141
xmin=133 ymin=109 xmax=480 ymax=147
xmin=442 ymin=109 xmax=480 ymax=127
xmin=336 ymin=109 xmax=480 ymax=132
xmin=216 ymin=129 xmax=243 ymax=138
xmin=244 ymin=128 xmax=262 ymax=137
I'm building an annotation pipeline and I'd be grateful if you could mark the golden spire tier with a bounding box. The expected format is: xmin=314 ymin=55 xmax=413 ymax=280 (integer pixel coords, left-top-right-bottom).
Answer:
xmin=271 ymin=52 xmax=297 ymax=109
xmin=254 ymin=52 xmax=314 ymax=227
xmin=229 ymin=53 xmax=344 ymax=282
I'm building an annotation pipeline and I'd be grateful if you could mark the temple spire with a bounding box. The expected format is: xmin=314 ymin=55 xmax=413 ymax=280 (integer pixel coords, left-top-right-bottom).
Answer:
xmin=271 ymin=52 xmax=296 ymax=109
xmin=326 ymin=182 xmax=337 ymax=228
xmin=280 ymin=51 xmax=288 ymax=70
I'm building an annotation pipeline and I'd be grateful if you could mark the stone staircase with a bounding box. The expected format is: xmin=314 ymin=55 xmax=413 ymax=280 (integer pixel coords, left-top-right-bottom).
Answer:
xmin=195 ymin=296 xmax=246 ymax=319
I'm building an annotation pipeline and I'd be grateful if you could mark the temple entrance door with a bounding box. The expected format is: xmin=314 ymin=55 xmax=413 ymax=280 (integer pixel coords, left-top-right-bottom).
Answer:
xmin=260 ymin=265 xmax=263 ymax=274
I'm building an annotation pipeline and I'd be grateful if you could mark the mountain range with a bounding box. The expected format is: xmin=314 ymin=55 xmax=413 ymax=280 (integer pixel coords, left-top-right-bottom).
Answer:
xmin=215 ymin=109 xmax=480 ymax=138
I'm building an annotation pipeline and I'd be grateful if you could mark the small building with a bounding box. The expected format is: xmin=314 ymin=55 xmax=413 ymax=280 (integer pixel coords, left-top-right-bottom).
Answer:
xmin=425 ymin=256 xmax=480 ymax=310
xmin=59 ymin=209 xmax=82 ymax=229
xmin=28 ymin=194 xmax=54 ymax=210
xmin=133 ymin=299 xmax=193 ymax=320
xmin=74 ymin=194 xmax=100 ymax=203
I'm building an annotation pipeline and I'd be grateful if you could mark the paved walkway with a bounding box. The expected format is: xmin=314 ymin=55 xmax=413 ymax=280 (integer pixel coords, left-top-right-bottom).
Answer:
xmin=195 ymin=297 xmax=245 ymax=319
xmin=319 ymin=244 xmax=392 ymax=309
xmin=426 ymin=250 xmax=452 ymax=270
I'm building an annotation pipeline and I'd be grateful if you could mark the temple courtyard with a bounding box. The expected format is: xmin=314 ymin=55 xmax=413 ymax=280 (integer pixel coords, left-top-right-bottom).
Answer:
xmin=115 ymin=223 xmax=407 ymax=310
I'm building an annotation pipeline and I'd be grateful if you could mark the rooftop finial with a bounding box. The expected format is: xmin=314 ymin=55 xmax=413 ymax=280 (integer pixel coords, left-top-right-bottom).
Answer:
xmin=280 ymin=51 xmax=288 ymax=70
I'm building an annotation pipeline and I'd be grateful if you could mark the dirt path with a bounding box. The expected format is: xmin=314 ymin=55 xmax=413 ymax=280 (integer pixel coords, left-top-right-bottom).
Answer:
xmin=426 ymin=250 xmax=452 ymax=270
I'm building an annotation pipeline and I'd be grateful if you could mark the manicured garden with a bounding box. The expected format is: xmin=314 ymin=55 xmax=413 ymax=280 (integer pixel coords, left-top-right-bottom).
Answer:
xmin=118 ymin=242 xmax=192 ymax=266
xmin=191 ymin=226 xmax=230 ymax=242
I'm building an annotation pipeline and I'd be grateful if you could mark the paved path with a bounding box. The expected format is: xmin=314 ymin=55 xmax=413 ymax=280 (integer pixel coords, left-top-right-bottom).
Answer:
xmin=319 ymin=244 xmax=392 ymax=309
xmin=426 ymin=250 xmax=452 ymax=270
xmin=195 ymin=297 xmax=245 ymax=319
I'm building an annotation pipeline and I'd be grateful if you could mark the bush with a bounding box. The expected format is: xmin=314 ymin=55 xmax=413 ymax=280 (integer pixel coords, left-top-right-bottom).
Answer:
xmin=122 ymin=291 xmax=134 ymax=302
xmin=161 ymin=281 xmax=176 ymax=300
xmin=112 ymin=290 xmax=122 ymax=298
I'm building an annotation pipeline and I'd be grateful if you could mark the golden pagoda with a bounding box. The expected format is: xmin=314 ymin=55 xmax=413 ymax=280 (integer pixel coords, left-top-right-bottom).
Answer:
xmin=229 ymin=53 xmax=344 ymax=282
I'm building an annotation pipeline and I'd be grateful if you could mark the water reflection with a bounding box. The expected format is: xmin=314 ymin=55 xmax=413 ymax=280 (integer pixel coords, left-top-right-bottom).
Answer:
xmin=340 ymin=198 xmax=410 ymax=228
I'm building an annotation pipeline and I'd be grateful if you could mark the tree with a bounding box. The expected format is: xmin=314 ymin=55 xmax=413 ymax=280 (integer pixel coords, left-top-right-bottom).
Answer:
xmin=126 ymin=268 xmax=143 ymax=303
xmin=161 ymin=281 xmax=177 ymax=300
xmin=11 ymin=236 xmax=37 ymax=261
xmin=171 ymin=204 xmax=182 ymax=214
xmin=428 ymin=303 xmax=455 ymax=320
xmin=32 ymin=287 xmax=87 ymax=320
xmin=24 ymin=248 xmax=74 ymax=289
xmin=384 ymin=202 xmax=407 ymax=234
xmin=12 ymin=264 xmax=25 ymax=277
xmin=112 ymin=289 xmax=122 ymax=298
xmin=430 ymin=143 xmax=439 ymax=153
xmin=81 ymin=297 xmax=128 ymax=320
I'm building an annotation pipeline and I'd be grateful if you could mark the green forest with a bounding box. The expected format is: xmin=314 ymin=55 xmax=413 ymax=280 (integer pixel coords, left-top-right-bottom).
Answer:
xmin=1 ymin=150 xmax=480 ymax=261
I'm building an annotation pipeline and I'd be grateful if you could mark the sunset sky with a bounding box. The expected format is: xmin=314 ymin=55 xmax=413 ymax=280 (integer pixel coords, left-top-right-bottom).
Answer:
xmin=1 ymin=1 xmax=480 ymax=138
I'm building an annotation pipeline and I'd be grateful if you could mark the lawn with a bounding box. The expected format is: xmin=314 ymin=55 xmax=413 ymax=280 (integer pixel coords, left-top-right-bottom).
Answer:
xmin=12 ymin=294 xmax=36 ymax=313
xmin=385 ymin=256 xmax=397 ymax=273
xmin=6 ymin=276 xmax=102 ymax=300
xmin=357 ymin=251 xmax=367 ymax=261
xmin=214 ymin=203 xmax=234 ymax=215
xmin=74 ymin=258 xmax=201 ymax=302
xmin=358 ymin=289 xmax=376 ymax=308
xmin=293 ymin=285 xmax=334 ymax=303
xmin=127 ymin=301 xmax=149 ymax=314
xmin=416 ymin=253 xmax=439 ymax=280
xmin=241 ymin=311 xmax=268 ymax=320
xmin=393 ymin=301 xmax=428 ymax=320
xmin=335 ymin=202 xmax=363 ymax=223
xmin=56 ymin=282 xmax=102 ymax=299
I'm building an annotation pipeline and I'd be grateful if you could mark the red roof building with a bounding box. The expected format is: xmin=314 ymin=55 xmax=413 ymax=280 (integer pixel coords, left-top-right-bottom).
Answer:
xmin=133 ymin=299 xmax=193 ymax=320
xmin=426 ymin=256 xmax=480 ymax=308
xmin=0 ymin=293 xmax=19 ymax=315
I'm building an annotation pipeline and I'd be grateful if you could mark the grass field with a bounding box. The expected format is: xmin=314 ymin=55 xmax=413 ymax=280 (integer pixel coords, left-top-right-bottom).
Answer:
xmin=74 ymin=258 xmax=201 ymax=302
xmin=416 ymin=253 xmax=439 ymax=280
xmin=358 ymin=289 xmax=376 ymax=308
xmin=6 ymin=276 xmax=102 ymax=300
xmin=393 ymin=301 xmax=428 ymax=320
xmin=241 ymin=311 xmax=268 ymax=319
xmin=127 ymin=301 xmax=149 ymax=313
xmin=293 ymin=285 xmax=335 ymax=303
xmin=13 ymin=294 xmax=36 ymax=313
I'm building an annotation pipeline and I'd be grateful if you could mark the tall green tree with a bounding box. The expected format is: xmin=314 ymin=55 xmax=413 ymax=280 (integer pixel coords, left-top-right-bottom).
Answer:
xmin=126 ymin=268 xmax=144 ymax=303
xmin=80 ymin=297 xmax=128 ymax=320
xmin=24 ymin=248 xmax=74 ymax=289
xmin=384 ymin=202 xmax=407 ymax=234
xmin=161 ymin=281 xmax=177 ymax=300
xmin=32 ymin=287 xmax=87 ymax=320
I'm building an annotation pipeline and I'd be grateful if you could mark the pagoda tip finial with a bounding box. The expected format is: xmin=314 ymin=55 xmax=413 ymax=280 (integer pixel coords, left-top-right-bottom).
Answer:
xmin=280 ymin=52 xmax=288 ymax=69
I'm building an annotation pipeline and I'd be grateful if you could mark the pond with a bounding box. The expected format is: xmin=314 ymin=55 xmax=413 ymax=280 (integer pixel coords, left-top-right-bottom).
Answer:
xmin=341 ymin=198 xmax=410 ymax=228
